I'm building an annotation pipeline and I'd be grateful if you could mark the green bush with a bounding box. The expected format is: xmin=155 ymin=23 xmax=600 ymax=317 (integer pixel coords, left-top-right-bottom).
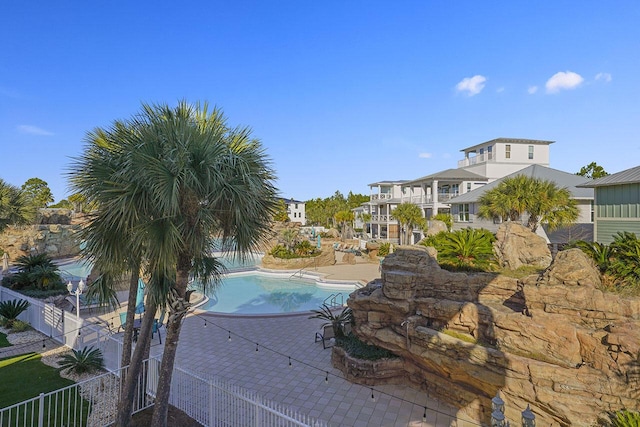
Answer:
xmin=336 ymin=334 xmax=397 ymax=361
xmin=8 ymin=253 xmax=64 ymax=291
xmin=0 ymin=299 xmax=30 ymax=329
xmin=57 ymin=346 xmax=105 ymax=374
xmin=309 ymin=303 xmax=353 ymax=338
xmin=378 ymin=242 xmax=391 ymax=257
xmin=10 ymin=319 xmax=31 ymax=332
xmin=269 ymin=243 xmax=320 ymax=259
xmin=420 ymin=228 xmax=496 ymax=271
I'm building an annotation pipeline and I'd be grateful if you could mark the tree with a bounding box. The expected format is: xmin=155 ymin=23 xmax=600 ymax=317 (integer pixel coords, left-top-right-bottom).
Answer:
xmin=392 ymin=203 xmax=426 ymax=245
xmin=0 ymin=179 xmax=32 ymax=232
xmin=577 ymin=162 xmax=609 ymax=179
xmin=334 ymin=210 xmax=355 ymax=239
xmin=21 ymin=177 xmax=54 ymax=209
xmin=478 ymin=175 xmax=578 ymax=232
xmin=68 ymin=192 xmax=87 ymax=212
xmin=273 ymin=199 xmax=290 ymax=222
xmin=49 ymin=199 xmax=72 ymax=209
xmin=70 ymin=101 xmax=277 ymax=427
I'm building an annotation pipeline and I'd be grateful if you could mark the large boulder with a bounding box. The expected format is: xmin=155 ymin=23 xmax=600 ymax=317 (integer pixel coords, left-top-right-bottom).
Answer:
xmin=494 ymin=222 xmax=552 ymax=270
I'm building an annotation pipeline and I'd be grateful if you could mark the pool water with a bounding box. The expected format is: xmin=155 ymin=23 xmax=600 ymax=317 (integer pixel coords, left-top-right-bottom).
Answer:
xmin=55 ymin=258 xmax=94 ymax=281
xmin=198 ymin=273 xmax=356 ymax=315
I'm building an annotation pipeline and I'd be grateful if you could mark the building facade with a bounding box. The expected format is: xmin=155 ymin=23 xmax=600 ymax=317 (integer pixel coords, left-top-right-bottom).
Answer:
xmin=280 ymin=198 xmax=306 ymax=225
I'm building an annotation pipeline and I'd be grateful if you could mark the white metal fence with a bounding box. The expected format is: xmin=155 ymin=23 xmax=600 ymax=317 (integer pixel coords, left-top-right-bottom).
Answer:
xmin=0 ymin=286 xmax=326 ymax=426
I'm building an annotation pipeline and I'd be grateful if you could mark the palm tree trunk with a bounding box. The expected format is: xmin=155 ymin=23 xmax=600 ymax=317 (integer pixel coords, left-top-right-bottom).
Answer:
xmin=150 ymin=263 xmax=190 ymax=427
xmin=121 ymin=269 xmax=141 ymax=369
xmin=115 ymin=301 xmax=157 ymax=427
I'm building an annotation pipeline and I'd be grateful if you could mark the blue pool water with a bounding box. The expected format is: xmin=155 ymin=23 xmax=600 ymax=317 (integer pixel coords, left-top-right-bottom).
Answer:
xmin=55 ymin=258 xmax=93 ymax=281
xmin=197 ymin=272 xmax=356 ymax=315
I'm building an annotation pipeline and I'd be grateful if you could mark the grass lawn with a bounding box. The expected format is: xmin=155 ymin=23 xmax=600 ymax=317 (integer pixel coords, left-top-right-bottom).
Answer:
xmin=0 ymin=352 xmax=89 ymax=426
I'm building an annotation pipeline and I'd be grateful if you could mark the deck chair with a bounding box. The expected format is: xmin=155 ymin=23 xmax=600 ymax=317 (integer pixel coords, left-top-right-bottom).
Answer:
xmin=152 ymin=310 xmax=166 ymax=344
xmin=118 ymin=312 xmax=128 ymax=332
xmin=314 ymin=324 xmax=335 ymax=349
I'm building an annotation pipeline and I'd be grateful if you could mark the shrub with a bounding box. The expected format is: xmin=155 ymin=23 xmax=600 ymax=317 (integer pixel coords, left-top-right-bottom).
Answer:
xmin=432 ymin=213 xmax=453 ymax=231
xmin=269 ymin=243 xmax=320 ymax=259
xmin=57 ymin=346 xmax=105 ymax=374
xmin=336 ymin=334 xmax=397 ymax=360
xmin=567 ymin=240 xmax=612 ymax=273
xmin=602 ymin=409 xmax=640 ymax=427
xmin=378 ymin=242 xmax=391 ymax=257
xmin=421 ymin=228 xmax=496 ymax=270
xmin=9 ymin=253 xmax=63 ymax=291
xmin=0 ymin=299 xmax=30 ymax=329
xmin=309 ymin=303 xmax=353 ymax=338
xmin=10 ymin=319 xmax=31 ymax=332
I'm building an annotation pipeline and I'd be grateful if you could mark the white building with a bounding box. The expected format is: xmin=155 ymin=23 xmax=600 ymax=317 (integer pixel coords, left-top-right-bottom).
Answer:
xmin=364 ymin=138 xmax=585 ymax=244
xmin=280 ymin=198 xmax=306 ymax=225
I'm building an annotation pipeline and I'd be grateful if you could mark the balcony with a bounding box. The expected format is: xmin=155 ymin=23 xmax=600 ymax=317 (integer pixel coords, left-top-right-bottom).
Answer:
xmin=371 ymin=194 xmax=393 ymax=201
xmin=371 ymin=214 xmax=395 ymax=222
xmin=457 ymin=152 xmax=494 ymax=168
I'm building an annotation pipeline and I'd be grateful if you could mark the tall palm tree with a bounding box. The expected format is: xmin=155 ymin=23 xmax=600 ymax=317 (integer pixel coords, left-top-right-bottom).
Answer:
xmin=334 ymin=210 xmax=355 ymax=240
xmin=478 ymin=175 xmax=578 ymax=232
xmin=70 ymin=101 xmax=277 ymax=427
xmin=392 ymin=203 xmax=425 ymax=245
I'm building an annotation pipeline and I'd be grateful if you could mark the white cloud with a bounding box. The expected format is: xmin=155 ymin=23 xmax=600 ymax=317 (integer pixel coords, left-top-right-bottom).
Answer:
xmin=595 ymin=72 xmax=612 ymax=83
xmin=419 ymin=152 xmax=432 ymax=159
xmin=17 ymin=125 xmax=54 ymax=136
xmin=528 ymin=86 xmax=538 ymax=94
xmin=455 ymin=75 xmax=487 ymax=96
xmin=545 ymin=71 xmax=584 ymax=94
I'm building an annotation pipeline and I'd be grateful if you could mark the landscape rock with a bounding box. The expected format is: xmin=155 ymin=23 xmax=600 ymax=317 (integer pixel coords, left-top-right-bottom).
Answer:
xmin=347 ymin=246 xmax=640 ymax=426
xmin=494 ymin=222 xmax=552 ymax=270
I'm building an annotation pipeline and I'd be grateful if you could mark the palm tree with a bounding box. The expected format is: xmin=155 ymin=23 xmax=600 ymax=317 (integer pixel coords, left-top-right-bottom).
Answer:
xmin=392 ymin=203 xmax=426 ymax=245
xmin=70 ymin=101 xmax=277 ymax=427
xmin=478 ymin=175 xmax=578 ymax=232
xmin=334 ymin=210 xmax=355 ymax=240
xmin=0 ymin=179 xmax=32 ymax=232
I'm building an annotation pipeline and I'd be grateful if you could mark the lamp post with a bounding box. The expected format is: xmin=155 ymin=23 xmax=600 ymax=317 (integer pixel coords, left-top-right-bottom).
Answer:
xmin=491 ymin=391 xmax=506 ymax=427
xmin=521 ymin=405 xmax=536 ymax=427
xmin=67 ymin=279 xmax=85 ymax=321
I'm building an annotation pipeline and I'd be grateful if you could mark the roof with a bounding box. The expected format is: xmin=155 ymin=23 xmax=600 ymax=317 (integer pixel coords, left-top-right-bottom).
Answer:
xmin=278 ymin=197 xmax=304 ymax=204
xmin=368 ymin=180 xmax=410 ymax=186
xmin=449 ymin=164 xmax=594 ymax=204
xmin=542 ymin=223 xmax=594 ymax=244
xmin=577 ymin=165 xmax=640 ymax=187
xmin=404 ymin=168 xmax=488 ymax=185
xmin=460 ymin=137 xmax=555 ymax=153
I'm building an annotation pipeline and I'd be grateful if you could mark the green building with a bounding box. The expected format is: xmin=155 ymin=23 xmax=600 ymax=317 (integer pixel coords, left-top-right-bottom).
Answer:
xmin=578 ymin=165 xmax=640 ymax=244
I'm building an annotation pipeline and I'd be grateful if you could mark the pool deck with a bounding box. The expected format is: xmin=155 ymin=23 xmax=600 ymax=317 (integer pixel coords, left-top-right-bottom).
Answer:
xmin=88 ymin=259 xmax=471 ymax=426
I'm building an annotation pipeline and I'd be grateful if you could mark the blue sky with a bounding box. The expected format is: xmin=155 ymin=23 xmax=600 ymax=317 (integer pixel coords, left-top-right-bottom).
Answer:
xmin=1 ymin=1 xmax=639 ymax=203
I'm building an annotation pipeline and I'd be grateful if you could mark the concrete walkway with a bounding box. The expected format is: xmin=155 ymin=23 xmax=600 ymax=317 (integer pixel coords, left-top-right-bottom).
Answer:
xmin=90 ymin=260 xmax=476 ymax=426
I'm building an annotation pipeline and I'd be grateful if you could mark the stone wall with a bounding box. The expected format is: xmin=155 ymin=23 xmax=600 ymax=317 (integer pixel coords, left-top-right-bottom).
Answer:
xmin=348 ymin=246 xmax=640 ymax=426
xmin=0 ymin=224 xmax=82 ymax=260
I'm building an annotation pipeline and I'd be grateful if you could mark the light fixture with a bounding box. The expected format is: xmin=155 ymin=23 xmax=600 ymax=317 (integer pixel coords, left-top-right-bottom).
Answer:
xmin=521 ymin=405 xmax=535 ymax=427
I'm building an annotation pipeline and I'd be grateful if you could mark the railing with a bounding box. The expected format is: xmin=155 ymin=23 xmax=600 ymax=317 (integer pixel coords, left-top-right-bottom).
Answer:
xmin=457 ymin=152 xmax=494 ymax=168
xmin=323 ymin=293 xmax=344 ymax=308
xmin=370 ymin=194 xmax=392 ymax=201
xmin=371 ymin=215 xmax=395 ymax=222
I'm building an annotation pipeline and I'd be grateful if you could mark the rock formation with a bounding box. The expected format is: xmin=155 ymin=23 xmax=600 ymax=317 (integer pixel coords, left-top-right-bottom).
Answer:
xmin=494 ymin=222 xmax=552 ymax=270
xmin=260 ymin=247 xmax=336 ymax=270
xmin=0 ymin=224 xmax=82 ymax=260
xmin=347 ymin=246 xmax=640 ymax=426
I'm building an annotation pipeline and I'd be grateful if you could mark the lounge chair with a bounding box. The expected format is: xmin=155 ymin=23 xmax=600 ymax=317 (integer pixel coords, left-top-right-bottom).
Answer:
xmin=65 ymin=294 xmax=102 ymax=314
xmin=314 ymin=324 xmax=335 ymax=349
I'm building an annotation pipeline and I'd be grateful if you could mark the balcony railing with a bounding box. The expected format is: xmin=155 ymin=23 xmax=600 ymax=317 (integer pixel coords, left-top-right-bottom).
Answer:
xmin=371 ymin=215 xmax=395 ymax=222
xmin=458 ymin=152 xmax=494 ymax=168
xmin=371 ymin=194 xmax=393 ymax=201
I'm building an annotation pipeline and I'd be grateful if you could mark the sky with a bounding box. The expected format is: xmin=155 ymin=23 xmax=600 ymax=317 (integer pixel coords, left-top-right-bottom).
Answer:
xmin=1 ymin=1 xmax=639 ymax=203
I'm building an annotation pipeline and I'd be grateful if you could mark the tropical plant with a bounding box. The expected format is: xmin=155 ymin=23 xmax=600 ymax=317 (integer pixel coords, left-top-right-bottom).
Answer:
xmin=57 ymin=346 xmax=105 ymax=374
xmin=70 ymin=101 xmax=277 ymax=427
xmin=392 ymin=203 xmax=426 ymax=245
xmin=432 ymin=213 xmax=452 ymax=231
xmin=0 ymin=299 xmax=30 ymax=329
xmin=609 ymin=232 xmax=640 ymax=288
xmin=309 ymin=303 xmax=353 ymax=338
xmin=478 ymin=175 xmax=578 ymax=232
xmin=10 ymin=253 xmax=63 ymax=291
xmin=280 ymin=228 xmax=299 ymax=252
xmin=0 ymin=178 xmax=33 ymax=232
xmin=294 ymin=240 xmax=315 ymax=256
xmin=378 ymin=242 xmax=391 ymax=257
xmin=334 ymin=210 xmax=355 ymax=239
xmin=335 ymin=334 xmax=397 ymax=360
xmin=437 ymin=228 xmax=496 ymax=269
xmin=602 ymin=409 xmax=640 ymax=427
xmin=273 ymin=199 xmax=289 ymax=222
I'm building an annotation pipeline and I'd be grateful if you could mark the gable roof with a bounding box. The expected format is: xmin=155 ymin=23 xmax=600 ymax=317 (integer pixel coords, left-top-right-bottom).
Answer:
xmin=404 ymin=168 xmax=488 ymax=185
xmin=449 ymin=164 xmax=594 ymax=204
xmin=460 ymin=137 xmax=554 ymax=153
xmin=577 ymin=165 xmax=640 ymax=187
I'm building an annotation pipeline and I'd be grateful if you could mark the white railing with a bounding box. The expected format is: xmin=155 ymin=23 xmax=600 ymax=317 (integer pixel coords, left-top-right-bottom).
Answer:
xmin=153 ymin=356 xmax=326 ymax=427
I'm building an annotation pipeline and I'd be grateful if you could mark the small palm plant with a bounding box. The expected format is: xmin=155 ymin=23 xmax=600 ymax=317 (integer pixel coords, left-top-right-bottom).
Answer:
xmin=604 ymin=409 xmax=640 ymax=427
xmin=437 ymin=228 xmax=496 ymax=269
xmin=0 ymin=299 xmax=30 ymax=329
xmin=309 ymin=303 xmax=353 ymax=338
xmin=58 ymin=346 xmax=105 ymax=374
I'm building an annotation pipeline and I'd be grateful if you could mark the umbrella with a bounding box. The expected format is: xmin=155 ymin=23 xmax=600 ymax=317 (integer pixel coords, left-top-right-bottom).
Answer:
xmin=135 ymin=278 xmax=146 ymax=314
xmin=2 ymin=253 xmax=8 ymax=273
xmin=317 ymin=235 xmax=321 ymax=249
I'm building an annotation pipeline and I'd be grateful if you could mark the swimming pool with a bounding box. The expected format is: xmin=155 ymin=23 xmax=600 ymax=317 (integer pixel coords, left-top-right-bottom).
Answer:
xmin=55 ymin=258 xmax=94 ymax=281
xmin=196 ymin=271 xmax=357 ymax=315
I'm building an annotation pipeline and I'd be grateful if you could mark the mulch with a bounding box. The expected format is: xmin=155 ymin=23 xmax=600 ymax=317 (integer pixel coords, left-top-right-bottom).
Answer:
xmin=130 ymin=405 xmax=203 ymax=427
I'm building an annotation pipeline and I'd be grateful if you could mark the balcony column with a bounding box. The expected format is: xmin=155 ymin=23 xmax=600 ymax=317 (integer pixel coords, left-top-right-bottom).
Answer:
xmin=432 ymin=180 xmax=439 ymax=204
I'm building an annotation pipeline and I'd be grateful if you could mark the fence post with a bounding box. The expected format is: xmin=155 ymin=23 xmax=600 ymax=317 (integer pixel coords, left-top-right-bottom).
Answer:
xmin=37 ymin=393 xmax=44 ymax=427
xmin=209 ymin=380 xmax=214 ymax=427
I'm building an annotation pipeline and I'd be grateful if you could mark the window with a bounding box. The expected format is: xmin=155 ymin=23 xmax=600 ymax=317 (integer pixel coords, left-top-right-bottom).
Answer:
xmin=451 ymin=184 xmax=459 ymax=196
xmin=505 ymin=144 xmax=511 ymax=159
xmin=528 ymin=145 xmax=534 ymax=160
xmin=295 ymin=204 xmax=298 ymax=209
xmin=459 ymin=204 xmax=469 ymax=222
xmin=467 ymin=183 xmax=471 ymax=192
xmin=487 ymin=145 xmax=493 ymax=159
xmin=591 ymin=200 xmax=594 ymax=222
